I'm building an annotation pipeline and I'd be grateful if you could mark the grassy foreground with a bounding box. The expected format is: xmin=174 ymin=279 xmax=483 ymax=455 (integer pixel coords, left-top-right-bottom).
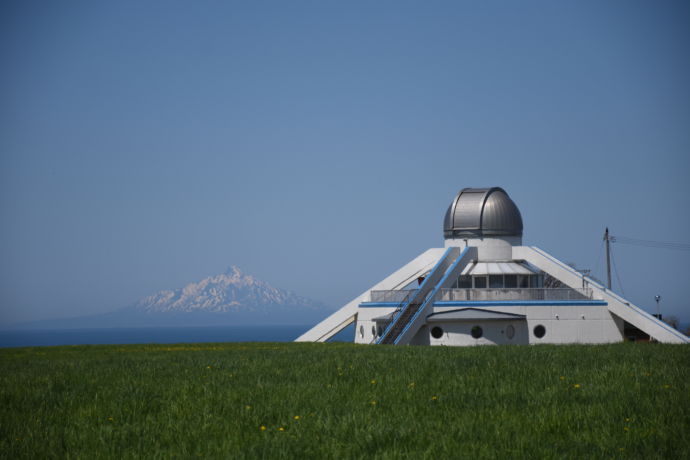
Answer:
xmin=0 ymin=342 xmax=688 ymax=459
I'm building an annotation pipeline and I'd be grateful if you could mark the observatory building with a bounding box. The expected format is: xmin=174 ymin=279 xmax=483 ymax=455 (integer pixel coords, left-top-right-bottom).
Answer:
xmin=297 ymin=187 xmax=688 ymax=345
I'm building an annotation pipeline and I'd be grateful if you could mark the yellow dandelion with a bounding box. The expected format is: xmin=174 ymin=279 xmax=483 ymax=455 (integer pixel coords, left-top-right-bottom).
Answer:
xmin=293 ymin=415 xmax=300 ymax=420
xmin=370 ymin=400 xmax=377 ymax=406
xmin=371 ymin=379 xmax=377 ymax=384
xmin=207 ymin=366 xmax=212 ymax=369
xmin=625 ymin=418 xmax=630 ymax=422
xmin=107 ymin=417 xmax=114 ymax=421
xmin=408 ymin=382 xmax=415 ymax=388
xmin=245 ymin=405 xmax=251 ymax=410
xmin=278 ymin=427 xmax=285 ymax=431
xmin=260 ymin=425 xmax=266 ymax=431
xmin=624 ymin=427 xmax=629 ymax=432
xmin=431 ymin=395 xmax=438 ymax=401
xmin=573 ymin=384 xmax=581 ymax=389
xmin=559 ymin=376 xmax=565 ymax=380
xmin=663 ymin=384 xmax=670 ymax=389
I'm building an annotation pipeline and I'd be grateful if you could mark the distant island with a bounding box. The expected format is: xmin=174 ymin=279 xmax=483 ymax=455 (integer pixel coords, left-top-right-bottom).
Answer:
xmin=10 ymin=266 xmax=333 ymax=329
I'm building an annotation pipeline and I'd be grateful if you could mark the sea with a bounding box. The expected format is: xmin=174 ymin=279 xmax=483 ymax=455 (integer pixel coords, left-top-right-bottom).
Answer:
xmin=0 ymin=324 xmax=355 ymax=348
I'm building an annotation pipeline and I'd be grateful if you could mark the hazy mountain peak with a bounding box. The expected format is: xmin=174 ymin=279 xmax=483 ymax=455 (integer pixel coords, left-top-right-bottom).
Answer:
xmin=225 ymin=265 xmax=243 ymax=277
xmin=134 ymin=267 xmax=322 ymax=314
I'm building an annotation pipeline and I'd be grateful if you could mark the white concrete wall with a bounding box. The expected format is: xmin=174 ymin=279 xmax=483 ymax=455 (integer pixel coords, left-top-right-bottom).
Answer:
xmin=410 ymin=325 xmax=431 ymax=345
xmin=513 ymin=246 xmax=689 ymax=344
xmin=427 ymin=304 xmax=622 ymax=345
xmin=445 ymin=236 xmax=521 ymax=261
xmin=428 ymin=320 xmax=529 ymax=346
xmin=354 ymin=307 xmax=396 ymax=344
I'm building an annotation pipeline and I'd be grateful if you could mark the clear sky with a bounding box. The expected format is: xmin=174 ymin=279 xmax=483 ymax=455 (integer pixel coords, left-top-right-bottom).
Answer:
xmin=1 ymin=0 xmax=689 ymax=326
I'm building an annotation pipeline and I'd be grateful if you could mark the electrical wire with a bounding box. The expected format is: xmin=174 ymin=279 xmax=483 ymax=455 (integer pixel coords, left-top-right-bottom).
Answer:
xmin=591 ymin=238 xmax=605 ymax=287
xmin=613 ymin=235 xmax=690 ymax=251
xmin=609 ymin=243 xmax=626 ymax=298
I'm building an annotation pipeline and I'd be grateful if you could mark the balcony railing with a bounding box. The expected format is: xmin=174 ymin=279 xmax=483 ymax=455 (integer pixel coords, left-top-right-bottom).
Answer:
xmin=436 ymin=288 xmax=593 ymax=301
xmin=370 ymin=289 xmax=418 ymax=303
xmin=369 ymin=288 xmax=593 ymax=303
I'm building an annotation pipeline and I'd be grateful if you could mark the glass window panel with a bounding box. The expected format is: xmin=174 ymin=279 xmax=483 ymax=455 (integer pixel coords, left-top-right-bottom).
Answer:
xmin=518 ymin=275 xmax=529 ymax=288
xmin=505 ymin=275 xmax=517 ymax=288
xmin=458 ymin=275 xmax=472 ymax=289
xmin=489 ymin=275 xmax=504 ymax=288
xmin=474 ymin=276 xmax=487 ymax=288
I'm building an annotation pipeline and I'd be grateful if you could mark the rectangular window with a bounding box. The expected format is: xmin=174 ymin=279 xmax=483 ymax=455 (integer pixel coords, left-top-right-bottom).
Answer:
xmin=489 ymin=275 xmax=503 ymax=288
xmin=518 ymin=275 xmax=529 ymax=288
xmin=530 ymin=274 xmax=542 ymax=288
xmin=504 ymin=275 xmax=517 ymax=288
xmin=458 ymin=275 xmax=472 ymax=289
xmin=473 ymin=276 xmax=487 ymax=288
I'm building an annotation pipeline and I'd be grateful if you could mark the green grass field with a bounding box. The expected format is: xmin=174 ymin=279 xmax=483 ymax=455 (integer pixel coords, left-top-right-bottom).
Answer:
xmin=1 ymin=342 xmax=688 ymax=459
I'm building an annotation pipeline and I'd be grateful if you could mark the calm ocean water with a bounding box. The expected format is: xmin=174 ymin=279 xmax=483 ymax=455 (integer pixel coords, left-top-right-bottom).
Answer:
xmin=0 ymin=324 xmax=355 ymax=348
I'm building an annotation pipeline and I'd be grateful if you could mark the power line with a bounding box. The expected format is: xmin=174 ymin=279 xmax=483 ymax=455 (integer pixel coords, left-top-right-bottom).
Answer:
xmin=592 ymin=238 xmax=605 ymax=288
xmin=612 ymin=235 xmax=690 ymax=251
xmin=610 ymin=243 xmax=626 ymax=298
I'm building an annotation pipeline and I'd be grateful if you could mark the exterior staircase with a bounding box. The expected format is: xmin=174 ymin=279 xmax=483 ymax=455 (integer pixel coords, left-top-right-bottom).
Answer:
xmin=376 ymin=246 xmax=473 ymax=345
xmin=378 ymin=302 xmax=423 ymax=344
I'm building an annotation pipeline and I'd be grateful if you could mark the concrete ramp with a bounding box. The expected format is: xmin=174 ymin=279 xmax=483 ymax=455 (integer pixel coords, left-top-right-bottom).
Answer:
xmin=513 ymin=246 xmax=689 ymax=344
xmin=295 ymin=248 xmax=446 ymax=342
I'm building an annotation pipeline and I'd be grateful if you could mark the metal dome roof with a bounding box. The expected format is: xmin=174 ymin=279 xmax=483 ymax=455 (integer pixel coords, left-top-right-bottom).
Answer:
xmin=443 ymin=187 xmax=523 ymax=238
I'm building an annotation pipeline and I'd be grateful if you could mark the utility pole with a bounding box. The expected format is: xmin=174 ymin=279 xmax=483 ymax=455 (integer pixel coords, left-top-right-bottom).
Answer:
xmin=604 ymin=228 xmax=612 ymax=290
xmin=654 ymin=295 xmax=661 ymax=320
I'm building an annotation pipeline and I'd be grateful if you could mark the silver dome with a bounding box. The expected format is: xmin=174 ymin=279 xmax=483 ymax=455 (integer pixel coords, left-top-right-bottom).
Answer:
xmin=443 ymin=187 xmax=523 ymax=238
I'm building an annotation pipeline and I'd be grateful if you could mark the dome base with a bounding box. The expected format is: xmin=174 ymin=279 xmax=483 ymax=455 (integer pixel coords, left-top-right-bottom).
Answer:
xmin=444 ymin=236 xmax=522 ymax=261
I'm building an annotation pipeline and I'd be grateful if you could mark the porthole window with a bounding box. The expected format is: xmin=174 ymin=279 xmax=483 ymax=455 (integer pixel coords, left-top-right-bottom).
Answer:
xmin=505 ymin=324 xmax=515 ymax=340
xmin=359 ymin=325 xmax=364 ymax=338
xmin=533 ymin=324 xmax=546 ymax=338
xmin=471 ymin=326 xmax=483 ymax=339
xmin=431 ymin=326 xmax=444 ymax=339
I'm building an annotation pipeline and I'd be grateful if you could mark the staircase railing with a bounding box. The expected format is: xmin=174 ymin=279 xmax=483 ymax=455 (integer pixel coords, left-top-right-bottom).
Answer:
xmin=376 ymin=247 xmax=460 ymax=345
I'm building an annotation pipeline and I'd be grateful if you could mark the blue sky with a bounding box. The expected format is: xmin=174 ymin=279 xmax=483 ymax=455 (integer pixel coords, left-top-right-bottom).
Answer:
xmin=1 ymin=0 xmax=689 ymax=325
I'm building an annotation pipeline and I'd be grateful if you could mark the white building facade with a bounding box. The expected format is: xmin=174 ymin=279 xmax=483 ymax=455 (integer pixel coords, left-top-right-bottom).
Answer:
xmin=297 ymin=187 xmax=688 ymax=346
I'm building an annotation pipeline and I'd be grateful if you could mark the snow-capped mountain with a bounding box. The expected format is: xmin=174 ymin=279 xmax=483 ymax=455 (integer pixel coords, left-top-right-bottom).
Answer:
xmin=134 ymin=266 xmax=322 ymax=314
xmin=11 ymin=266 xmax=330 ymax=329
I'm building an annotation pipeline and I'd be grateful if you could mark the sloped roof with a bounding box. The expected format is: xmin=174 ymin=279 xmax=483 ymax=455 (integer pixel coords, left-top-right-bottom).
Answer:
xmin=460 ymin=261 xmax=536 ymax=276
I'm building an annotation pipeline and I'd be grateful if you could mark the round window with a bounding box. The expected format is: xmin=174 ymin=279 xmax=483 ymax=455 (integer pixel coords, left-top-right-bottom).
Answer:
xmin=471 ymin=326 xmax=483 ymax=339
xmin=505 ymin=324 xmax=515 ymax=340
xmin=431 ymin=326 xmax=444 ymax=339
xmin=533 ymin=324 xmax=546 ymax=338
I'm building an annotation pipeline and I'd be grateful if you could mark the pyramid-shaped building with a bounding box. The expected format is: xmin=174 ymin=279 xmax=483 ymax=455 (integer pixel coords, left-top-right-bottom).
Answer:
xmin=297 ymin=187 xmax=688 ymax=345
